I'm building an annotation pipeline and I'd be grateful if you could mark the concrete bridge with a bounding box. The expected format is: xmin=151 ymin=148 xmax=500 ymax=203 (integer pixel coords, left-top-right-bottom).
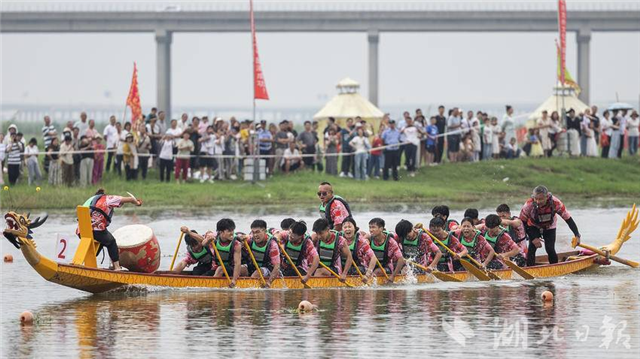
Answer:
xmin=2 ymin=1 xmax=639 ymax=120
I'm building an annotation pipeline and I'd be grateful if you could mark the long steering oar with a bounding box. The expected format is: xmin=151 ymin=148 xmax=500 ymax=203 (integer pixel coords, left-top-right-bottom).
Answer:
xmin=277 ymin=241 xmax=312 ymax=288
xmin=319 ymin=262 xmax=354 ymax=288
xmin=406 ymin=259 xmax=463 ymax=282
xmin=169 ymin=232 xmax=184 ymax=271
xmin=572 ymin=237 xmax=639 ymax=268
xmin=501 ymin=257 xmax=535 ymax=279
xmin=417 ymin=224 xmax=497 ymax=281
xmin=211 ymin=240 xmax=232 ymax=286
xmin=244 ymin=241 xmax=268 ymax=287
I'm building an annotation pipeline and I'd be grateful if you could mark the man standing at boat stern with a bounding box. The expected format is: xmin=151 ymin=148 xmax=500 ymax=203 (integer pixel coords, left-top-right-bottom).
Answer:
xmin=317 ymin=182 xmax=352 ymax=231
xmin=78 ymin=188 xmax=142 ymax=270
xmin=519 ymin=185 xmax=581 ymax=266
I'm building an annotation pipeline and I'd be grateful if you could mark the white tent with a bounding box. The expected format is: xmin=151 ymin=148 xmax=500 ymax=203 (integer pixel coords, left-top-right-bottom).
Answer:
xmin=528 ymin=83 xmax=590 ymax=127
xmin=313 ymin=78 xmax=384 ymax=138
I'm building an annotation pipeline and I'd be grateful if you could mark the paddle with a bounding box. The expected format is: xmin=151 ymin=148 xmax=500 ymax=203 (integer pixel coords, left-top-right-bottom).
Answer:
xmin=169 ymin=232 xmax=184 ymax=271
xmin=406 ymin=259 xmax=463 ymax=282
xmin=416 ymin=223 xmax=500 ymax=281
xmin=501 ymin=257 xmax=536 ymax=279
xmin=244 ymin=240 xmax=269 ymax=287
xmin=351 ymin=260 xmax=371 ymax=285
xmin=571 ymin=237 xmax=639 ymax=268
xmin=318 ymin=262 xmax=354 ymax=288
xmin=374 ymin=257 xmax=392 ymax=282
xmin=277 ymin=240 xmax=312 ymax=288
xmin=211 ymin=237 xmax=233 ymax=287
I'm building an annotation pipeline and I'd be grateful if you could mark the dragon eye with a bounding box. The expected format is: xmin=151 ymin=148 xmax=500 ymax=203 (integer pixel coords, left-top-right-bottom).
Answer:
xmin=19 ymin=218 xmax=26 ymax=225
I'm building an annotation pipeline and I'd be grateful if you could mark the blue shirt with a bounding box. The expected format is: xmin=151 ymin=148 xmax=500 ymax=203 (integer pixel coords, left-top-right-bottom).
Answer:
xmin=258 ymin=129 xmax=272 ymax=152
xmin=381 ymin=128 xmax=401 ymax=150
xmin=426 ymin=125 xmax=438 ymax=146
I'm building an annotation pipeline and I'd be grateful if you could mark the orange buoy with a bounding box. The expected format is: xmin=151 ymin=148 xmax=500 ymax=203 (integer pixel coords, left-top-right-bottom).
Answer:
xmin=4 ymin=254 xmax=13 ymax=263
xmin=297 ymin=300 xmax=317 ymax=313
xmin=20 ymin=311 xmax=34 ymax=325
xmin=541 ymin=290 xmax=554 ymax=302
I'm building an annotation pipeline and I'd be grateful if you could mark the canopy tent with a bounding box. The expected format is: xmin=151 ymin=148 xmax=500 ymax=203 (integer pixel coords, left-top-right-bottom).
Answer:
xmin=527 ymin=83 xmax=590 ymax=127
xmin=313 ymin=78 xmax=384 ymax=142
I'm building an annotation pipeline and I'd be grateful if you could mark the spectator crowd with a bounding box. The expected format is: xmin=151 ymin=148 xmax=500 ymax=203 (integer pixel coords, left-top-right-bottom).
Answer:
xmin=1 ymin=104 xmax=638 ymax=186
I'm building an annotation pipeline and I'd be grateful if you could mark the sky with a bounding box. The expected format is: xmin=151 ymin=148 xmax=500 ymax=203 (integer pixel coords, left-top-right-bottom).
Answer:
xmin=1 ymin=0 xmax=639 ymax=114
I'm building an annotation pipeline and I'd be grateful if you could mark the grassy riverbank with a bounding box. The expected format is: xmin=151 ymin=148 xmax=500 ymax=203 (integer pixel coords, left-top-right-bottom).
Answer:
xmin=1 ymin=157 xmax=639 ymax=211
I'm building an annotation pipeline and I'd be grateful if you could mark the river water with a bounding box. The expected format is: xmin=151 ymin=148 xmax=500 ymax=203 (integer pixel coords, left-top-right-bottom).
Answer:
xmin=1 ymin=207 xmax=639 ymax=358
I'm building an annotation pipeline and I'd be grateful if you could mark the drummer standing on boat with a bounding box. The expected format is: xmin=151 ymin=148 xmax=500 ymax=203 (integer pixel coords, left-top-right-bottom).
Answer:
xmin=317 ymin=182 xmax=352 ymax=231
xmin=519 ymin=185 xmax=581 ymax=266
xmin=78 ymin=188 xmax=142 ymax=270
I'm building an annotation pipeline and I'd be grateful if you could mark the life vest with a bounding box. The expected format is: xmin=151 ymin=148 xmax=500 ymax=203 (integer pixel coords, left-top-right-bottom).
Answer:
xmin=249 ymin=234 xmax=275 ymax=271
xmin=319 ymin=195 xmax=352 ymax=229
xmin=340 ymin=232 xmax=363 ymax=269
xmin=530 ymin=194 xmax=556 ymax=226
xmin=82 ymin=195 xmax=113 ymax=226
xmin=484 ymin=227 xmax=507 ymax=251
xmin=370 ymin=231 xmax=394 ymax=267
xmin=283 ymin=234 xmax=310 ymax=267
xmin=459 ymin=230 xmax=481 ymax=257
xmin=316 ymin=230 xmax=341 ymax=267
xmin=187 ymin=244 xmax=214 ymax=265
xmin=435 ymin=232 xmax=453 ymax=263
xmin=402 ymin=229 xmax=424 ymax=259
xmin=506 ymin=216 xmax=528 ymax=243
xmin=215 ymin=234 xmax=238 ymax=267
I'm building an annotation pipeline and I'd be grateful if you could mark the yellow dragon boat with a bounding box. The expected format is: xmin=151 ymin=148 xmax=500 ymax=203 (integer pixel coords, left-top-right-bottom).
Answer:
xmin=3 ymin=205 xmax=638 ymax=294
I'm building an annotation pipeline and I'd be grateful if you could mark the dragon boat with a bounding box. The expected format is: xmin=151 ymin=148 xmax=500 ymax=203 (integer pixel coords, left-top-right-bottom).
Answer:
xmin=3 ymin=205 xmax=638 ymax=294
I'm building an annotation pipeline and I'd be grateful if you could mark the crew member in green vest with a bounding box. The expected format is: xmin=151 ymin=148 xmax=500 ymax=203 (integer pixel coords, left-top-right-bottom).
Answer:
xmin=428 ymin=217 xmax=468 ymax=272
xmin=172 ymin=227 xmax=215 ymax=275
xmin=276 ymin=220 xmax=319 ymax=283
xmin=246 ymin=219 xmax=282 ymax=288
xmin=483 ymin=214 xmax=526 ymax=268
xmin=340 ymin=217 xmax=377 ymax=283
xmin=311 ymin=218 xmax=353 ymax=282
xmin=368 ymin=218 xmax=405 ymax=283
xmin=395 ymin=219 xmax=441 ymax=273
xmin=317 ymin=182 xmax=352 ymax=231
xmin=209 ymin=218 xmax=247 ymax=288
xmin=454 ymin=218 xmax=495 ymax=270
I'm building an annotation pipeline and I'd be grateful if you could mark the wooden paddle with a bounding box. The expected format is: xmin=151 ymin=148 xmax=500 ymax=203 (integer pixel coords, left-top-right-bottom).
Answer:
xmin=406 ymin=259 xmax=463 ymax=282
xmin=572 ymin=237 xmax=639 ymax=268
xmin=211 ymin=238 xmax=233 ymax=286
xmin=318 ymin=262 xmax=354 ymax=288
xmin=417 ymin=223 xmax=500 ymax=281
xmin=501 ymin=257 xmax=535 ymax=279
xmin=374 ymin=257 xmax=392 ymax=282
xmin=169 ymin=232 xmax=184 ymax=271
xmin=244 ymin=240 xmax=268 ymax=287
xmin=277 ymin=241 xmax=312 ymax=288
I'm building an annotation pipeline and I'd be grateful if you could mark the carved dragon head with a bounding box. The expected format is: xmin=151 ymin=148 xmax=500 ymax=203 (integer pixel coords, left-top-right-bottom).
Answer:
xmin=3 ymin=212 xmax=48 ymax=249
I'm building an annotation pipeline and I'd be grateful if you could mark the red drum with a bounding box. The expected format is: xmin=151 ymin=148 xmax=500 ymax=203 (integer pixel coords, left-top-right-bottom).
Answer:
xmin=113 ymin=225 xmax=161 ymax=273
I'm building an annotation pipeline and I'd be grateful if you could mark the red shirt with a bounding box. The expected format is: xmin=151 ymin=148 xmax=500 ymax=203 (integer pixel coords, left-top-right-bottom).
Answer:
xmin=454 ymin=229 xmax=493 ymax=262
xmin=280 ymin=232 xmax=319 ymax=272
xmin=76 ymin=195 xmax=122 ymax=234
xmin=370 ymin=137 xmax=384 ymax=156
xmin=371 ymin=234 xmax=403 ymax=272
xmin=328 ymin=199 xmax=349 ymax=229
xmin=485 ymin=229 xmax=520 ymax=255
xmin=519 ymin=196 xmax=571 ymax=230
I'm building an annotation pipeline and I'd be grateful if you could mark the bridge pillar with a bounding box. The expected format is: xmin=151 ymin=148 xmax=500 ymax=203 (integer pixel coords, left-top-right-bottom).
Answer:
xmin=576 ymin=29 xmax=591 ymax=105
xmin=156 ymin=29 xmax=173 ymax=120
xmin=368 ymin=30 xmax=379 ymax=106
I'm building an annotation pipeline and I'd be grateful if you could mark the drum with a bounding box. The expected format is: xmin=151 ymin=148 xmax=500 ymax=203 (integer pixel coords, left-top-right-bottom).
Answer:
xmin=113 ymin=225 xmax=161 ymax=273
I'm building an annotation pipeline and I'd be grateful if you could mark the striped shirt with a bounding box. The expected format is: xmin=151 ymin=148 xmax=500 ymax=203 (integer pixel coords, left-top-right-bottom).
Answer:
xmin=42 ymin=125 xmax=57 ymax=148
xmin=7 ymin=141 xmax=23 ymax=165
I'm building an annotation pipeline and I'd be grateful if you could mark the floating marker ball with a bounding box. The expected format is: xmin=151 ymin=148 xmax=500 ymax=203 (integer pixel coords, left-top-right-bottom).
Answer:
xmin=3 ymin=186 xmax=8 ymax=191
xmin=4 ymin=254 xmax=13 ymax=263
xmin=297 ymin=300 xmax=317 ymax=313
xmin=541 ymin=290 xmax=554 ymax=302
xmin=36 ymin=187 xmax=41 ymax=192
xmin=20 ymin=311 xmax=34 ymax=325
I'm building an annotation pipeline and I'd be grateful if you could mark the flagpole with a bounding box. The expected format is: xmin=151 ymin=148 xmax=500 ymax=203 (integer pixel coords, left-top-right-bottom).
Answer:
xmin=251 ymin=0 xmax=260 ymax=185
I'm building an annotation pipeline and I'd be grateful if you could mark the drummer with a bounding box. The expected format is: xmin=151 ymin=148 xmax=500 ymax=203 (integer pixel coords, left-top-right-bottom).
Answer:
xmin=172 ymin=227 xmax=215 ymax=276
xmin=78 ymin=188 xmax=142 ymax=271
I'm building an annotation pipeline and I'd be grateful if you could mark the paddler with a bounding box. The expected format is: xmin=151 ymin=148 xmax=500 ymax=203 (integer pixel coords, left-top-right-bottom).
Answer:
xmin=482 ymin=214 xmax=526 ymax=268
xmin=368 ymin=218 xmax=406 ymax=283
xmin=275 ymin=220 xmax=319 ymax=283
xmin=340 ymin=217 xmax=377 ymax=283
xmin=454 ymin=218 xmax=495 ymax=269
xmin=173 ymin=227 xmax=215 ymax=275
xmin=208 ymin=218 xmax=248 ymax=287
xmin=78 ymin=188 xmax=142 ymax=271
xmin=463 ymin=208 xmax=483 ymax=225
xmin=519 ymin=185 xmax=581 ymax=266
xmin=427 ymin=217 xmax=468 ymax=272
xmin=431 ymin=205 xmax=459 ymax=231
xmin=311 ymin=218 xmax=353 ymax=282
xmin=268 ymin=217 xmax=295 ymax=236
xmin=317 ymin=181 xmax=352 ymax=231
xmin=395 ymin=219 xmax=442 ymax=273
xmin=495 ymin=204 xmax=528 ymax=255
xmin=246 ymin=220 xmax=282 ymax=287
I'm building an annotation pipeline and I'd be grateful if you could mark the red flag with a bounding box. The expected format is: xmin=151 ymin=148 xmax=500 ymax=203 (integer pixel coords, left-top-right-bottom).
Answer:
xmin=126 ymin=62 xmax=142 ymax=128
xmin=557 ymin=0 xmax=567 ymax=85
xmin=250 ymin=0 xmax=269 ymax=100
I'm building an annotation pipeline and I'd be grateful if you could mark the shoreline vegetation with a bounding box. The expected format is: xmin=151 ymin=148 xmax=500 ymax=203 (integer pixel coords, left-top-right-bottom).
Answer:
xmin=1 ymin=157 xmax=639 ymax=211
